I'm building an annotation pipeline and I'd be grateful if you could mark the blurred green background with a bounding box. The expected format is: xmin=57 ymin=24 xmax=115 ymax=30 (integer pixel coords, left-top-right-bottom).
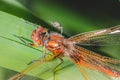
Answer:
xmin=0 ymin=0 xmax=120 ymax=80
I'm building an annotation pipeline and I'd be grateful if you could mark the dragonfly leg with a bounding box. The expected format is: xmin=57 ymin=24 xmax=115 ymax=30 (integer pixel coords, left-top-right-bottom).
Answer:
xmin=15 ymin=34 xmax=48 ymax=64
xmin=8 ymin=55 xmax=56 ymax=80
xmin=28 ymin=46 xmax=47 ymax=65
xmin=27 ymin=59 xmax=40 ymax=65
xmin=14 ymin=35 xmax=27 ymax=45
xmin=14 ymin=35 xmax=37 ymax=47
xmin=42 ymin=46 xmax=46 ymax=58
xmin=53 ymin=58 xmax=64 ymax=80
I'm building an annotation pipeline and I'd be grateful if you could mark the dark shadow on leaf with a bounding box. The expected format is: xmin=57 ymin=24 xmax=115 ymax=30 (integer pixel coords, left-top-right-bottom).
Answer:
xmin=0 ymin=0 xmax=67 ymax=37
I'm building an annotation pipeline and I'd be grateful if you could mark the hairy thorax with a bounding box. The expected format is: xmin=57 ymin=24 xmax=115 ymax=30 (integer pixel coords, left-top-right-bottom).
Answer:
xmin=45 ymin=33 xmax=65 ymax=56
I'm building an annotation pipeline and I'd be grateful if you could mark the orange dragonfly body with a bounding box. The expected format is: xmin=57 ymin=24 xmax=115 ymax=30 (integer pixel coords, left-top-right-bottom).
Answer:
xmin=9 ymin=24 xmax=120 ymax=80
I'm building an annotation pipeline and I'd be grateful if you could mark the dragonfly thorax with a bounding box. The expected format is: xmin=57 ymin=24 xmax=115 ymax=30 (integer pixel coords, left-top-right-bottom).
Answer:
xmin=45 ymin=33 xmax=65 ymax=56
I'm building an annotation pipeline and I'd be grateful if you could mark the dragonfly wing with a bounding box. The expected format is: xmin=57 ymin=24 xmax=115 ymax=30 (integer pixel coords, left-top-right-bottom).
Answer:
xmin=74 ymin=46 xmax=120 ymax=65
xmin=77 ymin=33 xmax=120 ymax=46
xmin=67 ymin=45 xmax=120 ymax=78
xmin=68 ymin=25 xmax=120 ymax=45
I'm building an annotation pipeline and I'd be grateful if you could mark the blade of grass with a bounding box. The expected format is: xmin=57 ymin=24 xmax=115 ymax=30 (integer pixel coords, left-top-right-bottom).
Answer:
xmin=0 ymin=11 xmax=53 ymax=80
xmin=0 ymin=11 xmax=76 ymax=80
xmin=0 ymin=1 xmax=120 ymax=79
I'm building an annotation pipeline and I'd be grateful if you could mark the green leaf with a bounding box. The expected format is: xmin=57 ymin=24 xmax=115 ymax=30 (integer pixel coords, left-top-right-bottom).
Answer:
xmin=0 ymin=11 xmax=50 ymax=79
xmin=0 ymin=11 xmax=77 ymax=80
xmin=0 ymin=11 xmax=37 ymax=78
xmin=0 ymin=1 xmax=120 ymax=80
xmin=0 ymin=11 xmax=120 ymax=80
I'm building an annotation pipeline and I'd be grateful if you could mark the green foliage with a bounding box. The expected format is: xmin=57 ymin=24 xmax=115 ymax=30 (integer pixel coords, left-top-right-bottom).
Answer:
xmin=0 ymin=0 xmax=120 ymax=80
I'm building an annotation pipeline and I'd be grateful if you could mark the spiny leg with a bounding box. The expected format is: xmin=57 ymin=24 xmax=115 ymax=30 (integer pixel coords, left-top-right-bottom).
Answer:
xmin=28 ymin=47 xmax=48 ymax=66
xmin=14 ymin=35 xmax=47 ymax=64
xmin=53 ymin=58 xmax=64 ymax=80
xmin=8 ymin=60 xmax=43 ymax=80
xmin=14 ymin=35 xmax=37 ymax=47
xmin=8 ymin=55 xmax=56 ymax=80
xmin=28 ymin=53 xmax=50 ymax=66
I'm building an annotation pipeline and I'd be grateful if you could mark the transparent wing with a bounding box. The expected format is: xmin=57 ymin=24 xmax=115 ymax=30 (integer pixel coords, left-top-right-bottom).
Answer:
xmin=68 ymin=45 xmax=120 ymax=79
xmin=78 ymin=34 xmax=120 ymax=46
xmin=68 ymin=25 xmax=120 ymax=46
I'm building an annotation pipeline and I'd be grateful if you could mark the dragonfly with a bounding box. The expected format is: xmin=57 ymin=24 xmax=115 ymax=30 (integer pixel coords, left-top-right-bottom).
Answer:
xmin=8 ymin=23 xmax=120 ymax=80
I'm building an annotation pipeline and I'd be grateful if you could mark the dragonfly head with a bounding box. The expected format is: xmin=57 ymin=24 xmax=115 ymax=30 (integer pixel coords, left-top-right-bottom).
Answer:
xmin=31 ymin=27 xmax=47 ymax=46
